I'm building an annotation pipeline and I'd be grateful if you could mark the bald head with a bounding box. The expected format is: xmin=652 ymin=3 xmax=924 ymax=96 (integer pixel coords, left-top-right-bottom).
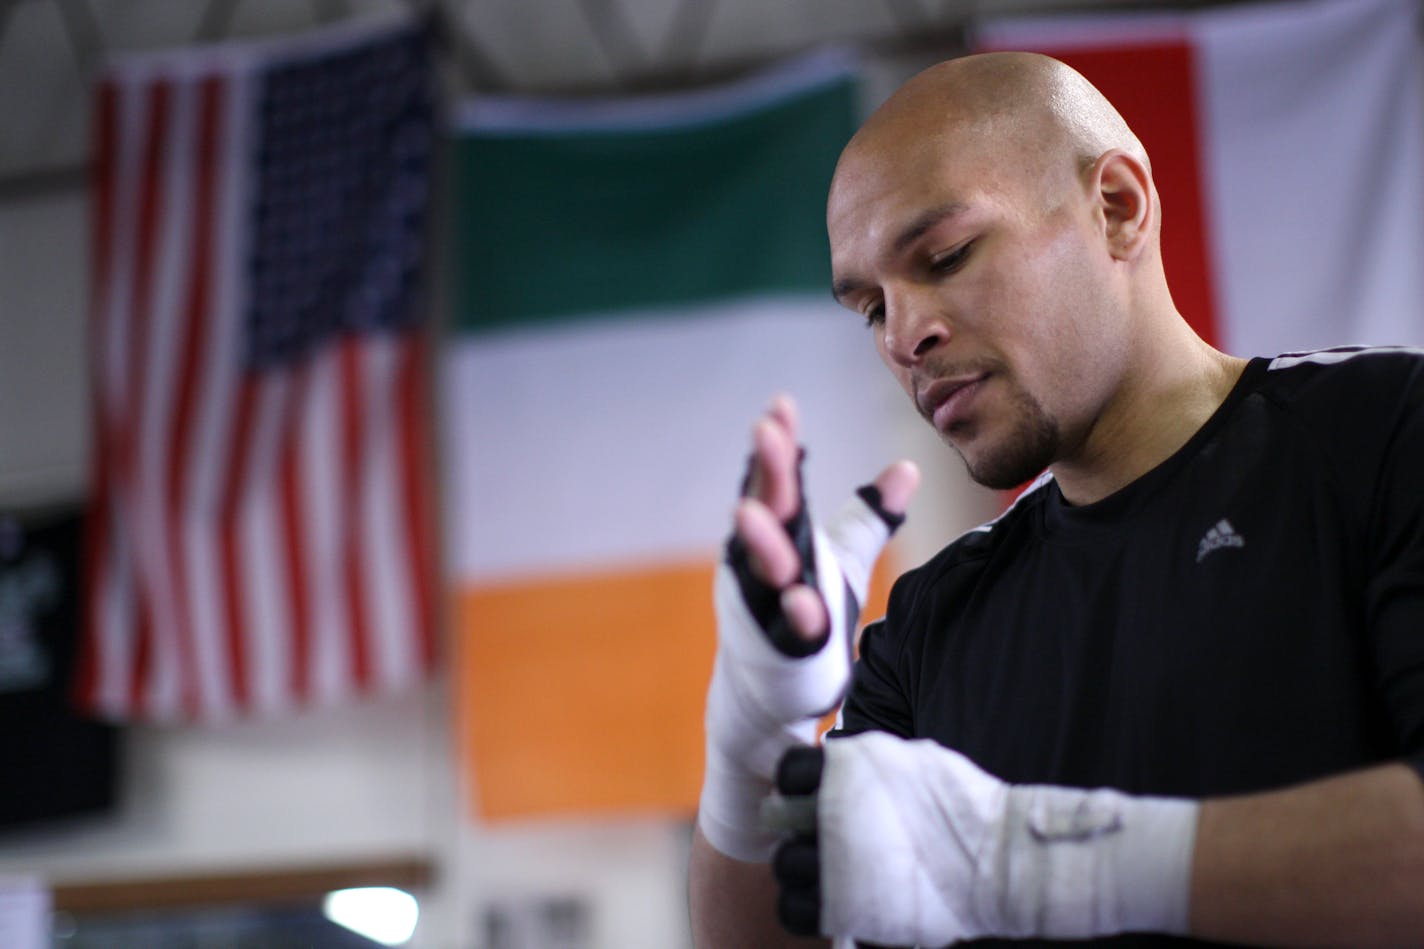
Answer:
xmin=827 ymin=51 xmax=1163 ymax=295
xmin=844 ymin=52 xmax=1146 ymax=185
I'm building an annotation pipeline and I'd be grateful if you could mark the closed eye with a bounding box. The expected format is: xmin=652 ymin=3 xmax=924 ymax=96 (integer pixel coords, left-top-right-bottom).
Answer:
xmin=858 ymin=241 xmax=973 ymax=329
xmin=929 ymin=241 xmax=973 ymax=276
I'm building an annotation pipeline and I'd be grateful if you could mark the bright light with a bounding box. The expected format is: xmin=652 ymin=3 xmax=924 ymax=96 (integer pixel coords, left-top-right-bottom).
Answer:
xmin=322 ymin=886 xmax=419 ymax=946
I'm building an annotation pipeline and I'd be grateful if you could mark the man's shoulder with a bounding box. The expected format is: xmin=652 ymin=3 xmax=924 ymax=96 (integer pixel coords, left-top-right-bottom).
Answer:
xmin=1240 ymin=347 xmax=1424 ymax=463
xmin=890 ymin=471 xmax=1054 ymax=603
xmin=1255 ymin=345 xmax=1424 ymax=408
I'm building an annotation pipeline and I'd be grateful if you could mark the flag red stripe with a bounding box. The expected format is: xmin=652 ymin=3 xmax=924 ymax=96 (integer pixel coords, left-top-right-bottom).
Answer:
xmin=165 ymin=76 xmax=226 ymax=718
xmin=130 ymin=592 xmax=153 ymax=718
xmin=77 ymin=78 xmax=121 ymax=712
xmin=341 ymin=337 xmax=373 ymax=689
xmin=398 ymin=331 xmax=439 ymax=669
xmin=1012 ymin=42 xmax=1222 ymax=349
xmin=280 ymin=366 xmax=314 ymax=699
xmin=125 ymin=79 xmax=174 ymax=718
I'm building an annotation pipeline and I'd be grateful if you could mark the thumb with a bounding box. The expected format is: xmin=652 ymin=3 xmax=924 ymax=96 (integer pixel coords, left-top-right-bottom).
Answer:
xmin=822 ymin=460 xmax=918 ymax=607
xmin=871 ymin=460 xmax=920 ymax=517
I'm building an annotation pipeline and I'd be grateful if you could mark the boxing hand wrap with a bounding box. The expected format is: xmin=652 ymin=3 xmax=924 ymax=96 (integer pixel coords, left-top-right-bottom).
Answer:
xmin=698 ymin=485 xmax=903 ymax=863
xmin=806 ymin=732 xmax=1199 ymax=944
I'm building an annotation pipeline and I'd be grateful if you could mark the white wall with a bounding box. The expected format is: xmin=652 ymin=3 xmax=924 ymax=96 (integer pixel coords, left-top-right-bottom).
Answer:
xmin=0 ymin=187 xmax=89 ymax=507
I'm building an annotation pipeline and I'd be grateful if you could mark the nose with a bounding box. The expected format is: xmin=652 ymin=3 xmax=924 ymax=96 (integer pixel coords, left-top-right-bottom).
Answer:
xmin=881 ymin=286 xmax=951 ymax=368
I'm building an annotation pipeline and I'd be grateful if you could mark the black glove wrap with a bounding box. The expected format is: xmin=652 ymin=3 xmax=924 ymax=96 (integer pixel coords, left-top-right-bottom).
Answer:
xmin=725 ymin=450 xmax=825 ymax=658
xmin=773 ymin=745 xmax=825 ymax=936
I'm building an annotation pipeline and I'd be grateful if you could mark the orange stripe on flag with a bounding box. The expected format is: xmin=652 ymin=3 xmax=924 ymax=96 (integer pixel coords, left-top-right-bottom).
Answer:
xmin=456 ymin=560 xmax=718 ymax=819
xmin=455 ymin=553 xmax=899 ymax=820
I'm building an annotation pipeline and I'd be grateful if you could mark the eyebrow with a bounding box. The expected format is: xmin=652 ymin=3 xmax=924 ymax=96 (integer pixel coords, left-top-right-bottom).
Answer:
xmin=831 ymin=201 xmax=969 ymax=304
xmin=893 ymin=201 xmax=969 ymax=255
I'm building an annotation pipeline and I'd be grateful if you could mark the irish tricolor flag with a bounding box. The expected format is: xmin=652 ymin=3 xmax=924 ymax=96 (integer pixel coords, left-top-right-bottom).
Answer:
xmin=443 ymin=52 xmax=903 ymax=819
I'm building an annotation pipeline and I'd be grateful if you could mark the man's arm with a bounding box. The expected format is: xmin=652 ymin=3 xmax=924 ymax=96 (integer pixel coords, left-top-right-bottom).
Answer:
xmin=702 ymin=758 xmax=1424 ymax=949
xmin=689 ymin=825 xmax=829 ymax=949
xmin=779 ymin=734 xmax=1424 ymax=947
xmin=1190 ymin=762 xmax=1424 ymax=947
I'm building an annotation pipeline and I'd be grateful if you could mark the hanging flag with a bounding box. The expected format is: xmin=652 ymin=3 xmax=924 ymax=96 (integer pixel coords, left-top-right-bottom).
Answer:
xmin=445 ymin=51 xmax=903 ymax=819
xmin=0 ymin=509 xmax=118 ymax=827
xmin=976 ymin=0 xmax=1424 ymax=354
xmin=79 ymin=15 xmax=439 ymax=723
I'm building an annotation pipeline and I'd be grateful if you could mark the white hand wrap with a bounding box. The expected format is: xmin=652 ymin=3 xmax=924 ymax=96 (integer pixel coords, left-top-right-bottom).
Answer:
xmin=819 ymin=732 xmax=1199 ymax=943
xmin=699 ymin=491 xmax=896 ymax=862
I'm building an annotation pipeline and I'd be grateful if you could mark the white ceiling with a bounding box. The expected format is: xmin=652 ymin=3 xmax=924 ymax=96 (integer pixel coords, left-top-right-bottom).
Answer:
xmin=0 ymin=0 xmax=1253 ymax=185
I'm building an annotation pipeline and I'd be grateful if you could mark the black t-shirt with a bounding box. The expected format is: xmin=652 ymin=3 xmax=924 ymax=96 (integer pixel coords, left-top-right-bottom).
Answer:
xmin=833 ymin=348 xmax=1424 ymax=948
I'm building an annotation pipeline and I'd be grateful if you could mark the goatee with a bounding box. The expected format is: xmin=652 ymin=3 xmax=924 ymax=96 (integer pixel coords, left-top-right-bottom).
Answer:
xmin=950 ymin=387 xmax=1059 ymax=490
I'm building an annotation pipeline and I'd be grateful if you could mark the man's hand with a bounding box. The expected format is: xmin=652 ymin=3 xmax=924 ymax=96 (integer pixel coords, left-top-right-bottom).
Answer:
xmin=698 ymin=395 xmax=918 ymax=862
xmin=732 ymin=395 xmax=918 ymax=645
xmin=771 ymin=732 xmax=1199 ymax=945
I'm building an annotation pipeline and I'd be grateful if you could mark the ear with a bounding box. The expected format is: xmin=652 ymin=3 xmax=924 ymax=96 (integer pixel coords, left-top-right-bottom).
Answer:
xmin=1091 ymin=149 xmax=1154 ymax=262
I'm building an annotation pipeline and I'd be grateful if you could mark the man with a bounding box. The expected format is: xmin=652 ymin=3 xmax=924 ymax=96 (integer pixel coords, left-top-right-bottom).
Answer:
xmin=688 ymin=52 xmax=1424 ymax=947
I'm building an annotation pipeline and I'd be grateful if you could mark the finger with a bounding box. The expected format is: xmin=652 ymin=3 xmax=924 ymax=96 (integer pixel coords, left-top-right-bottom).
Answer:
xmin=779 ymin=584 xmax=828 ymax=641
xmin=773 ymin=838 xmax=820 ymax=887
xmin=735 ymin=498 xmax=800 ymax=588
xmin=751 ymin=417 xmax=801 ymax=521
xmin=777 ymin=885 xmax=821 ymax=938
xmin=742 ymin=393 xmax=798 ymax=491
xmin=765 ymin=393 xmax=800 ymax=444
xmin=872 ymin=459 xmax=921 ymax=516
xmin=777 ymin=745 xmax=825 ymax=796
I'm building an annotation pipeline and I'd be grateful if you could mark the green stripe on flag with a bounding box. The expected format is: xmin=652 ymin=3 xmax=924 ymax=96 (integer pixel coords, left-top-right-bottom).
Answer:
xmin=448 ymin=76 xmax=857 ymax=331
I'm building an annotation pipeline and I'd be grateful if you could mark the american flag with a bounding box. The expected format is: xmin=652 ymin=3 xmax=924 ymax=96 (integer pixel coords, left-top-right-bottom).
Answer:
xmin=78 ymin=16 xmax=439 ymax=722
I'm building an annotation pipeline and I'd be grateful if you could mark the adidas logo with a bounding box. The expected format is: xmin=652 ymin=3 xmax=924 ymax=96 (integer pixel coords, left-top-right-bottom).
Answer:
xmin=1197 ymin=519 xmax=1245 ymax=563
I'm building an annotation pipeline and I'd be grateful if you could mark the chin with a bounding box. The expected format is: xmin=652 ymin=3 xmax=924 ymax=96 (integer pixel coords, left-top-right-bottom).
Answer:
xmin=963 ymin=453 xmax=1045 ymax=491
xmin=952 ymin=419 xmax=1058 ymax=491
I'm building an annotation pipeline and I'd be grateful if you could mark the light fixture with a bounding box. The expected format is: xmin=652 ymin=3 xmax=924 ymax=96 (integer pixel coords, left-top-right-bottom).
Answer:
xmin=322 ymin=886 xmax=419 ymax=946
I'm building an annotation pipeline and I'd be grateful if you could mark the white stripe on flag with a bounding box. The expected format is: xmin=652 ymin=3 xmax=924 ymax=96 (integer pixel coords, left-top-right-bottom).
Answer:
xmin=243 ymin=373 xmax=296 ymax=717
xmin=444 ymin=298 xmax=902 ymax=584
xmin=361 ymin=337 xmax=417 ymax=691
xmin=300 ymin=347 xmax=353 ymax=707
xmin=1197 ymin=0 xmax=1424 ymax=354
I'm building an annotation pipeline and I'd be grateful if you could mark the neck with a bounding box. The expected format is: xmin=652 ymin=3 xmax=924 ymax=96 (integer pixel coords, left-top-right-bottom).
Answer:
xmin=1051 ymin=324 xmax=1248 ymax=506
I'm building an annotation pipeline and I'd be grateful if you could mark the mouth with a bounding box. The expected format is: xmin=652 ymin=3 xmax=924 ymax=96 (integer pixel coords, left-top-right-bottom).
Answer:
xmin=917 ymin=372 xmax=990 ymax=433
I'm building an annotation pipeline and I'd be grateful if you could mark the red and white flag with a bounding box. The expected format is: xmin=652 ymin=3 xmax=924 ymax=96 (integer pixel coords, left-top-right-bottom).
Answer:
xmin=78 ymin=15 xmax=439 ymax=723
xmin=977 ymin=0 xmax=1424 ymax=355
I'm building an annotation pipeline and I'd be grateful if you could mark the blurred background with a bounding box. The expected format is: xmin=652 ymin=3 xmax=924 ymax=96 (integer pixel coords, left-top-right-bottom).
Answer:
xmin=1 ymin=0 xmax=1422 ymax=946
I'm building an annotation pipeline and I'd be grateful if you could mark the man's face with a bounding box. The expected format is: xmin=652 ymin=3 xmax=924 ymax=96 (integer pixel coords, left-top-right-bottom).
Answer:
xmin=827 ymin=124 xmax=1127 ymax=489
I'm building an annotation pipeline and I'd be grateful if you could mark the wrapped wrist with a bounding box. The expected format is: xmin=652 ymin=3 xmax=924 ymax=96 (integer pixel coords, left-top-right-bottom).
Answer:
xmin=990 ymin=783 xmax=1199 ymax=937
xmin=698 ymin=734 xmax=815 ymax=862
xmin=815 ymin=732 xmax=1200 ymax=944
